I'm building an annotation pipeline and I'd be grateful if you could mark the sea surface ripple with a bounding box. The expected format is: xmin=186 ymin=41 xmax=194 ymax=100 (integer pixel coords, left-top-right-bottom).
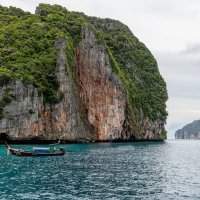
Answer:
xmin=0 ymin=140 xmax=200 ymax=200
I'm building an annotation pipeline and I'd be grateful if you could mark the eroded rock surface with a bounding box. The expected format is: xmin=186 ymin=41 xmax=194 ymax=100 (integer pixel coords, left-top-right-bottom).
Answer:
xmin=76 ymin=28 xmax=126 ymax=141
xmin=0 ymin=19 xmax=167 ymax=142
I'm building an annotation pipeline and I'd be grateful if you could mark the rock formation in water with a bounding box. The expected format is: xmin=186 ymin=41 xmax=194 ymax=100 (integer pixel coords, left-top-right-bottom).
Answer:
xmin=0 ymin=4 xmax=168 ymax=142
xmin=175 ymin=120 xmax=200 ymax=139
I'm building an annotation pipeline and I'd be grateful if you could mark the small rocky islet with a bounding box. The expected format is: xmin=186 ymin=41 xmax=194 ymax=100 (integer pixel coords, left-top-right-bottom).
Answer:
xmin=0 ymin=4 xmax=168 ymax=143
xmin=175 ymin=120 xmax=200 ymax=139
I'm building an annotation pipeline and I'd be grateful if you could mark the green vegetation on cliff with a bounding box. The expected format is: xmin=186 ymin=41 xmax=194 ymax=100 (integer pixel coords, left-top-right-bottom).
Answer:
xmin=0 ymin=4 xmax=167 ymax=134
xmin=88 ymin=18 xmax=167 ymax=134
xmin=0 ymin=5 xmax=86 ymax=104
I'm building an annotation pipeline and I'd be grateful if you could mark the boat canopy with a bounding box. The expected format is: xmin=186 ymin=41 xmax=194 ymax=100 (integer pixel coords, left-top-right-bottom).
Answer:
xmin=33 ymin=147 xmax=50 ymax=153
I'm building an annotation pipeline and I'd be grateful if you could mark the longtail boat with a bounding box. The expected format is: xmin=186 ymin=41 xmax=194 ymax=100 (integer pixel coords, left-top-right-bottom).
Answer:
xmin=5 ymin=141 xmax=65 ymax=157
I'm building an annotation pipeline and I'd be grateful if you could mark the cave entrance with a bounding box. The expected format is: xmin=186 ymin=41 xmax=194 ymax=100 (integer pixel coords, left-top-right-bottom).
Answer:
xmin=0 ymin=133 xmax=9 ymax=143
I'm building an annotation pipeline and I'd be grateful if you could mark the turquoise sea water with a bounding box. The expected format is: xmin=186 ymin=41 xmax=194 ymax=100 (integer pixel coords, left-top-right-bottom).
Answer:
xmin=0 ymin=140 xmax=200 ymax=200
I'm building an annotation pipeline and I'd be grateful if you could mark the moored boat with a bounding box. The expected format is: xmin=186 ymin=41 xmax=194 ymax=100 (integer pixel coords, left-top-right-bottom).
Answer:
xmin=5 ymin=141 xmax=65 ymax=157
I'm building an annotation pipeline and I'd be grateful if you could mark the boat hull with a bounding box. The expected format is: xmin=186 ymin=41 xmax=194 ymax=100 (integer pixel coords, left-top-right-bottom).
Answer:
xmin=5 ymin=142 xmax=65 ymax=157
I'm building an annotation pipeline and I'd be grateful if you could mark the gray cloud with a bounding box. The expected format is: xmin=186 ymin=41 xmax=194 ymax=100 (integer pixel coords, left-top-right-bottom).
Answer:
xmin=156 ymin=49 xmax=200 ymax=138
xmin=181 ymin=42 xmax=200 ymax=55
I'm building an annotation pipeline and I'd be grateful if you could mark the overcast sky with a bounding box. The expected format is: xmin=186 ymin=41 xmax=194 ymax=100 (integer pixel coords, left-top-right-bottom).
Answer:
xmin=1 ymin=0 xmax=200 ymax=139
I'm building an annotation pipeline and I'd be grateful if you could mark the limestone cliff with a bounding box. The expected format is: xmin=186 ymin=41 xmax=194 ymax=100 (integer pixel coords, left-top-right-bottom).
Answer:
xmin=175 ymin=120 xmax=200 ymax=139
xmin=0 ymin=4 xmax=168 ymax=142
xmin=0 ymin=38 xmax=92 ymax=141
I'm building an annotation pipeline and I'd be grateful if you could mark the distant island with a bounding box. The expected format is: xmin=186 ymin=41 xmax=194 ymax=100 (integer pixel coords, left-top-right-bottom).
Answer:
xmin=175 ymin=120 xmax=200 ymax=139
xmin=0 ymin=4 xmax=168 ymax=142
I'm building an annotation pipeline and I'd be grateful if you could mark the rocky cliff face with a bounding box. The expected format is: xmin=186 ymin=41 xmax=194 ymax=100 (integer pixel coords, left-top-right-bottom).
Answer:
xmin=76 ymin=28 xmax=126 ymax=141
xmin=0 ymin=4 xmax=168 ymax=142
xmin=175 ymin=120 xmax=200 ymax=139
xmin=0 ymin=38 xmax=92 ymax=141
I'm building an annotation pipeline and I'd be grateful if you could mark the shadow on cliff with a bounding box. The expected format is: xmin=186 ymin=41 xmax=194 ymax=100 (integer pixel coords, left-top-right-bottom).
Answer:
xmin=0 ymin=133 xmax=10 ymax=144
